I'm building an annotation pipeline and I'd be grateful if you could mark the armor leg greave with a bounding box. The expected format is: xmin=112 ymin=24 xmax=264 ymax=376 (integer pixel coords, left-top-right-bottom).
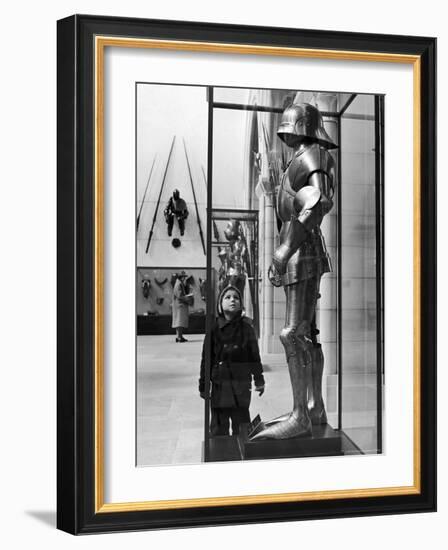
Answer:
xmin=250 ymin=278 xmax=321 ymax=441
xmin=308 ymin=344 xmax=327 ymax=425
xmin=281 ymin=323 xmax=313 ymax=433
xmin=166 ymin=214 xmax=174 ymax=236
xmin=251 ymin=322 xmax=312 ymax=440
xmin=280 ymin=323 xmax=313 ymax=367
xmin=178 ymin=216 xmax=185 ymax=236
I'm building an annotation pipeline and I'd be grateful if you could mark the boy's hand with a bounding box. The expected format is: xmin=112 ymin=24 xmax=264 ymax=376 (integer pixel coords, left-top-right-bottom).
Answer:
xmin=255 ymin=385 xmax=265 ymax=396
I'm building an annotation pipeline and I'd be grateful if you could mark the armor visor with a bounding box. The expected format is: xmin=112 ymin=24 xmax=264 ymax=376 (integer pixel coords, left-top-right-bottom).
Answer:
xmin=277 ymin=103 xmax=338 ymax=150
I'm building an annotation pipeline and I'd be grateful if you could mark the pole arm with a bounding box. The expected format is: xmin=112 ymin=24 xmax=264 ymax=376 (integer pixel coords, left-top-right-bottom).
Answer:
xmin=137 ymin=154 xmax=157 ymax=231
xmin=145 ymin=136 xmax=176 ymax=253
xmin=183 ymin=138 xmax=206 ymax=255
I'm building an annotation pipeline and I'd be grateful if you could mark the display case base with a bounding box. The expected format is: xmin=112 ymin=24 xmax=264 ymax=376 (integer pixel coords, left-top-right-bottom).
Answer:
xmin=237 ymin=423 xmax=343 ymax=460
xmin=204 ymin=423 xmax=353 ymax=462
xmin=204 ymin=437 xmax=242 ymax=462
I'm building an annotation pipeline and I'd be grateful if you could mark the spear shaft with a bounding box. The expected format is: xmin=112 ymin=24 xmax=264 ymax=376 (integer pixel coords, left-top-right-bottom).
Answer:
xmin=145 ymin=136 xmax=176 ymax=253
xmin=137 ymin=155 xmax=156 ymax=231
xmin=201 ymin=165 xmax=221 ymax=248
xmin=183 ymin=139 xmax=205 ymax=255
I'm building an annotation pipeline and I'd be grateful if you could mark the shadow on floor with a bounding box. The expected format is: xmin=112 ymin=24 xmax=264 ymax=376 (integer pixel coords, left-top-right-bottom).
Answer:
xmin=26 ymin=510 xmax=56 ymax=528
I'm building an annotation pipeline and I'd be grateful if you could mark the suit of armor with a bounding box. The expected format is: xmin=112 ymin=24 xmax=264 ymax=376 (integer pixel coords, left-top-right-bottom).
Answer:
xmin=218 ymin=220 xmax=247 ymax=297
xmin=164 ymin=189 xmax=189 ymax=236
xmin=251 ymin=103 xmax=337 ymax=440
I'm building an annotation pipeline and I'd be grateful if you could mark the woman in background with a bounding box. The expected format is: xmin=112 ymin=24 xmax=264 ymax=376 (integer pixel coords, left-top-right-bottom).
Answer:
xmin=172 ymin=271 xmax=190 ymax=342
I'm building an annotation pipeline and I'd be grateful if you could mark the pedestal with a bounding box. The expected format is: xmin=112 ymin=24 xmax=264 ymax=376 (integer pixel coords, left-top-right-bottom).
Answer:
xmin=204 ymin=436 xmax=241 ymax=462
xmin=237 ymin=423 xmax=343 ymax=460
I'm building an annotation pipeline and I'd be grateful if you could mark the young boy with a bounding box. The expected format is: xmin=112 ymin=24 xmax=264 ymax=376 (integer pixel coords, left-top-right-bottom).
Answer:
xmin=199 ymin=285 xmax=265 ymax=436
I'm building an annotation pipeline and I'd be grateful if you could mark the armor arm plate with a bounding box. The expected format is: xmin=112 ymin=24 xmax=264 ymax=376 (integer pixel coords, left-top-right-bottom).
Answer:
xmin=294 ymin=172 xmax=334 ymax=231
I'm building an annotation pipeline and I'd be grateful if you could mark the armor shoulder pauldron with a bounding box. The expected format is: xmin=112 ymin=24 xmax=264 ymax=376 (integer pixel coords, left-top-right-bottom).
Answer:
xmin=301 ymin=144 xmax=334 ymax=176
xmin=301 ymin=144 xmax=335 ymax=198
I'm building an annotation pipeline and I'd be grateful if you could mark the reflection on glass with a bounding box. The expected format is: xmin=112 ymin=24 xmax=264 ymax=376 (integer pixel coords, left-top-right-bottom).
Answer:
xmin=340 ymin=94 xmax=382 ymax=453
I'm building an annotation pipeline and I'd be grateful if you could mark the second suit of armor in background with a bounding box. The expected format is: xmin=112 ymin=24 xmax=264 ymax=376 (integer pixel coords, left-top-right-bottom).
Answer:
xmin=251 ymin=102 xmax=337 ymax=441
xmin=217 ymin=219 xmax=248 ymax=297
xmin=164 ymin=189 xmax=189 ymax=236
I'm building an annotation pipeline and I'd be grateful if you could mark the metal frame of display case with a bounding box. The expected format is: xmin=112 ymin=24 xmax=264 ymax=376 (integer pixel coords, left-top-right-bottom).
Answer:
xmin=337 ymin=94 xmax=385 ymax=453
xmin=204 ymin=207 xmax=259 ymax=460
xmin=210 ymin=208 xmax=260 ymax=331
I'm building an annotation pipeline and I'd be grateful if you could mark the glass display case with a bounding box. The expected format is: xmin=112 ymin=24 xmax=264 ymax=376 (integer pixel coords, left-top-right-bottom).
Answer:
xmin=202 ymin=86 xmax=384 ymax=462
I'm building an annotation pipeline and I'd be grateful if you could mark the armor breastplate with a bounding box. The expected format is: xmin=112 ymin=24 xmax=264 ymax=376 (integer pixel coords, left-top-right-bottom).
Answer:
xmin=276 ymin=144 xmax=335 ymax=285
xmin=172 ymin=197 xmax=186 ymax=213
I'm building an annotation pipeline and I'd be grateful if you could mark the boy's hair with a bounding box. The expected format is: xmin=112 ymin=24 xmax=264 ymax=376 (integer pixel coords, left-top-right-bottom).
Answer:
xmin=217 ymin=285 xmax=243 ymax=317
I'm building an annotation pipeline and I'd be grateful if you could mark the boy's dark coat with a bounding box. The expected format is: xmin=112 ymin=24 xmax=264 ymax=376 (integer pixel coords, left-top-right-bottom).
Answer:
xmin=199 ymin=313 xmax=264 ymax=408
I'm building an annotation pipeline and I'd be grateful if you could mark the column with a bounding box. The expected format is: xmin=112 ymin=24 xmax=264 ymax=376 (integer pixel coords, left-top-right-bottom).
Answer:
xmin=255 ymin=177 xmax=276 ymax=355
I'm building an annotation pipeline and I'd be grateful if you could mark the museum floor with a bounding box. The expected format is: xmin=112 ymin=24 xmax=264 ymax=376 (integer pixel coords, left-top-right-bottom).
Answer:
xmin=137 ymin=334 xmax=294 ymax=466
xmin=137 ymin=334 xmax=378 ymax=466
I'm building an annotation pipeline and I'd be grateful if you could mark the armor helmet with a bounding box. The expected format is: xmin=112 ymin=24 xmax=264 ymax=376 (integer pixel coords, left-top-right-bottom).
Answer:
xmin=277 ymin=103 xmax=337 ymax=149
xmin=173 ymin=188 xmax=180 ymax=200
xmin=141 ymin=278 xmax=151 ymax=299
xmin=224 ymin=219 xmax=241 ymax=242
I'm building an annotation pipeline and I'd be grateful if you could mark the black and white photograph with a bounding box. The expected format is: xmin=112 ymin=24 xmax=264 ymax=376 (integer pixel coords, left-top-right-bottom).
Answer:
xmin=136 ymin=83 xmax=384 ymax=466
